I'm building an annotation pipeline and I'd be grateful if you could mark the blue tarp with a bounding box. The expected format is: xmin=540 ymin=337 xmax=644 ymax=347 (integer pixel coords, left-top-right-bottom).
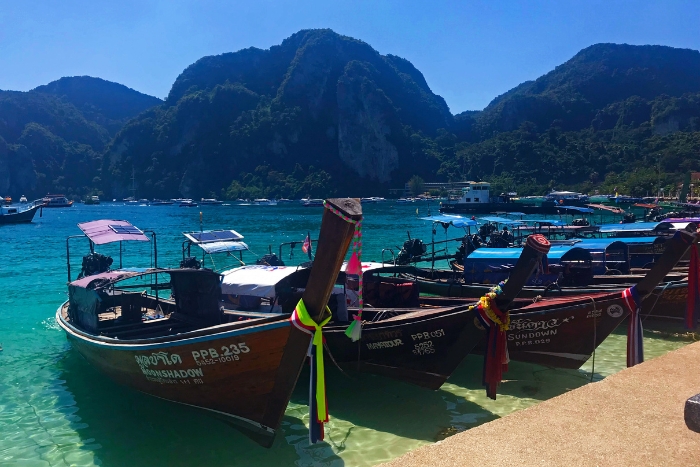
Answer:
xmin=465 ymin=245 xmax=590 ymax=262
xmin=420 ymin=215 xmax=477 ymax=228
xmin=463 ymin=246 xmax=590 ymax=285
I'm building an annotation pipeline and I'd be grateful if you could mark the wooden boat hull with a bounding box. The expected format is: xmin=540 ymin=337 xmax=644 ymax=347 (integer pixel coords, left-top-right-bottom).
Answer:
xmin=324 ymin=304 xmax=482 ymax=390
xmin=498 ymin=292 xmax=630 ymax=368
xmin=417 ymin=278 xmax=689 ymax=324
xmin=57 ymin=303 xmax=302 ymax=447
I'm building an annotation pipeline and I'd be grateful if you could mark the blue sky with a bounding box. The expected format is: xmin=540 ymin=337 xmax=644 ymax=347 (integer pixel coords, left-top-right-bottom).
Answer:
xmin=1 ymin=0 xmax=698 ymax=113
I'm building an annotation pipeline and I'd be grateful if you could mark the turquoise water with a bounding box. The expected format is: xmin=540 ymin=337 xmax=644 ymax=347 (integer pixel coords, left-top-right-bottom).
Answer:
xmin=0 ymin=202 xmax=691 ymax=467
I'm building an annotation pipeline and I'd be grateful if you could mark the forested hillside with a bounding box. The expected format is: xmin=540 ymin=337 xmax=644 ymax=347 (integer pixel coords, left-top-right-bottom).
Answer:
xmin=103 ymin=29 xmax=452 ymax=200
xmin=2 ymin=33 xmax=700 ymax=200
xmin=442 ymin=44 xmax=700 ymax=196
xmin=0 ymin=77 xmax=161 ymax=198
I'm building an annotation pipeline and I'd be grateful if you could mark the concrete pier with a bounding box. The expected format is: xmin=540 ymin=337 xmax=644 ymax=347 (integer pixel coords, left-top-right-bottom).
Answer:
xmin=382 ymin=341 xmax=700 ymax=466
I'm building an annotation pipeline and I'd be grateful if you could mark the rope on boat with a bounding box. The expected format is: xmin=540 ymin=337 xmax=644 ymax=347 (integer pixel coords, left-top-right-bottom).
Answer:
xmin=323 ymin=342 xmax=353 ymax=379
xmin=575 ymin=295 xmax=600 ymax=382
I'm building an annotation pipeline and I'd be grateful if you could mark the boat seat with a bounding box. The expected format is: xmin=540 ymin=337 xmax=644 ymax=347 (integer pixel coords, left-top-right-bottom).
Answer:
xmin=119 ymin=292 xmax=150 ymax=323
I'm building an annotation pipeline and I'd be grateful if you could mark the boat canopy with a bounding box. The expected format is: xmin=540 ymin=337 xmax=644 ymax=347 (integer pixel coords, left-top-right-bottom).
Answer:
xmin=183 ymin=229 xmax=249 ymax=254
xmin=221 ymin=265 xmax=301 ymax=298
xmin=419 ymin=214 xmax=477 ymax=228
xmin=465 ymin=245 xmax=590 ymax=263
xmin=668 ymin=222 xmax=698 ymax=232
xmin=598 ymin=222 xmax=672 ymax=234
xmin=78 ymin=219 xmax=149 ymax=245
xmin=661 ymin=217 xmax=700 ymax=223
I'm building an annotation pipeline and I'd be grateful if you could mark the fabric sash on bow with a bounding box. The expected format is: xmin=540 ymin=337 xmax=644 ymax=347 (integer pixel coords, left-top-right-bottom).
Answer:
xmin=474 ymin=281 xmax=509 ymax=400
xmin=290 ymin=299 xmax=331 ymax=443
xmin=686 ymin=245 xmax=700 ymax=330
xmin=622 ymin=285 xmax=644 ymax=367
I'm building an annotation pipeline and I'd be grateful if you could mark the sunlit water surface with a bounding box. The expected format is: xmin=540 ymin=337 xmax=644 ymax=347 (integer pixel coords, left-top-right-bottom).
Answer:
xmin=0 ymin=202 xmax=692 ymax=467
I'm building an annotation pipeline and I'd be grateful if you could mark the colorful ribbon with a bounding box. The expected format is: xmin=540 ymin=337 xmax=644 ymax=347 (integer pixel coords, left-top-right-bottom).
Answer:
xmin=290 ymin=299 xmax=331 ymax=443
xmin=322 ymin=201 xmax=365 ymax=341
xmin=686 ymin=245 xmax=700 ymax=330
xmin=622 ymin=285 xmax=644 ymax=367
xmin=473 ymin=281 xmax=509 ymax=399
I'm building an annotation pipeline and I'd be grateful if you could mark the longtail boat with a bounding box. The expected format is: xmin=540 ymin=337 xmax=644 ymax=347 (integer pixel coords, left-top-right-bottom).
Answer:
xmin=219 ymin=236 xmax=552 ymax=390
xmin=466 ymin=230 xmax=696 ymax=369
xmin=56 ymin=199 xmax=362 ymax=447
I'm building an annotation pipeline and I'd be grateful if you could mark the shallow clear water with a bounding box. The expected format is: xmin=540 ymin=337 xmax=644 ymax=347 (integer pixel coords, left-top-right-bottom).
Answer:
xmin=0 ymin=202 xmax=691 ymax=467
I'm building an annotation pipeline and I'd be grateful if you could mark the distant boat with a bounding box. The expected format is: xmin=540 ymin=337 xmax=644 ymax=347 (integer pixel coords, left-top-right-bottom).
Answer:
xmin=200 ymin=198 xmax=224 ymax=205
xmin=277 ymin=198 xmax=293 ymax=203
xmin=179 ymin=199 xmax=198 ymax=207
xmin=396 ymin=198 xmax=414 ymax=203
xmin=360 ymin=198 xmax=377 ymax=204
xmin=301 ymin=199 xmax=324 ymax=207
xmin=2 ymin=196 xmax=12 ymax=205
xmin=123 ymin=197 xmax=139 ymax=205
xmin=84 ymin=195 xmax=100 ymax=205
xmin=138 ymin=199 xmax=150 ymax=205
xmin=19 ymin=195 xmax=27 ymax=203
xmin=0 ymin=200 xmax=43 ymax=224
xmin=253 ymin=199 xmax=278 ymax=206
xmin=42 ymin=194 xmax=74 ymax=208
xmin=150 ymin=199 xmax=174 ymax=206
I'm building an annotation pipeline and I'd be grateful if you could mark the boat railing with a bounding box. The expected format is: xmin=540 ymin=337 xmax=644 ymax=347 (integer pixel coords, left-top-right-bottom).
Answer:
xmin=381 ymin=248 xmax=396 ymax=265
xmin=278 ymin=238 xmax=317 ymax=262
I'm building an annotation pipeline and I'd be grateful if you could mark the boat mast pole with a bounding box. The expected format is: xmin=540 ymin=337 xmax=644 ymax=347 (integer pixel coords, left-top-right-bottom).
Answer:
xmin=261 ymin=198 xmax=361 ymax=436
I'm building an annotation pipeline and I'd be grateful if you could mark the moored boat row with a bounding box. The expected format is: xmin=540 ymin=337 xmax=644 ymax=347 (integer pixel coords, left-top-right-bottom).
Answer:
xmin=53 ymin=197 xmax=699 ymax=449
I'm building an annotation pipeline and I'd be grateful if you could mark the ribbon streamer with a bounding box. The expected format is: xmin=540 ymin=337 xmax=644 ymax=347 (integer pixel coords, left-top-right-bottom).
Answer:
xmin=686 ymin=245 xmax=700 ymax=330
xmin=290 ymin=299 xmax=331 ymax=443
xmin=622 ymin=285 xmax=644 ymax=367
xmin=473 ymin=281 xmax=509 ymax=399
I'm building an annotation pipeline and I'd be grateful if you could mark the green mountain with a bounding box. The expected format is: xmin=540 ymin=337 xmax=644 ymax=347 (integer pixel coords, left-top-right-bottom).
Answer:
xmin=103 ymin=29 xmax=453 ymax=199
xmin=0 ymin=77 xmax=161 ymax=198
xmin=473 ymin=44 xmax=700 ymax=137
xmin=3 ymin=35 xmax=700 ymax=201
xmin=34 ymin=76 xmax=162 ymax=135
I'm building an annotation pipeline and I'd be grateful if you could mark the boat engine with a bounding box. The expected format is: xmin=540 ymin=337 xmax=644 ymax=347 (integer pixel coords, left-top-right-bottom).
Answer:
xmin=487 ymin=231 xmax=512 ymax=248
xmin=396 ymin=238 xmax=427 ymax=265
xmin=256 ymin=254 xmax=285 ymax=267
xmin=454 ymin=235 xmax=481 ymax=266
xmin=622 ymin=213 xmax=637 ymax=224
xmin=79 ymin=253 xmax=113 ymax=278
xmin=180 ymin=257 xmax=201 ymax=269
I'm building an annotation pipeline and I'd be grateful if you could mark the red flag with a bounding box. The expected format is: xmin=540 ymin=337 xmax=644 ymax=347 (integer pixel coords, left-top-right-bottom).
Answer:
xmin=302 ymin=234 xmax=311 ymax=254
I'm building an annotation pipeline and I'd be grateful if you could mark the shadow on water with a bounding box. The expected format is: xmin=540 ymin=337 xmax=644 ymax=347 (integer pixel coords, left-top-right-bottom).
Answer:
xmin=444 ymin=354 xmax=601 ymax=402
xmin=292 ymin=363 xmax=500 ymax=444
xmin=57 ymin=350 xmax=340 ymax=467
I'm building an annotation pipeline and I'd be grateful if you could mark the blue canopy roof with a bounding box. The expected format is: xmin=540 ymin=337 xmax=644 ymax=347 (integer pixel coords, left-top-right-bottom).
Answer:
xmin=574 ymin=238 xmax=628 ymax=251
xmin=583 ymin=236 xmax=664 ymax=245
xmin=465 ymin=245 xmax=590 ymax=262
xmin=420 ymin=214 xmax=477 ymax=228
xmin=598 ymin=222 xmax=664 ymax=233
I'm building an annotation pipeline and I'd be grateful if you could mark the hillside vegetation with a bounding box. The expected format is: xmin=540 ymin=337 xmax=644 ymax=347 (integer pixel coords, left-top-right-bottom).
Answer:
xmin=2 ymin=33 xmax=700 ymax=200
xmin=0 ymin=77 xmax=161 ymax=198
